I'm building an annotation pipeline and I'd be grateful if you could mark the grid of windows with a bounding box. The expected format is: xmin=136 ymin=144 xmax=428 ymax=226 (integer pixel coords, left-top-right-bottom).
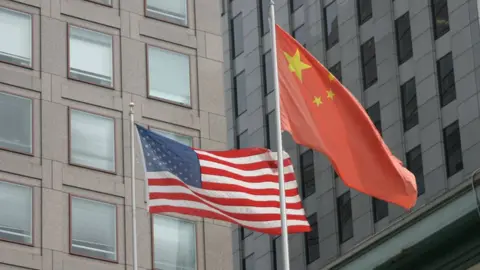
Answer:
xmin=406 ymin=145 xmax=426 ymax=196
xmin=300 ymin=150 xmax=315 ymax=198
xmin=400 ymin=78 xmax=419 ymax=131
xmin=443 ymin=121 xmax=463 ymax=177
xmin=324 ymin=1 xmax=339 ymax=50
xmin=305 ymin=213 xmax=319 ymax=264
xmin=395 ymin=12 xmax=413 ymax=65
xmin=437 ymin=52 xmax=456 ymax=107
xmin=361 ymin=38 xmax=377 ymax=89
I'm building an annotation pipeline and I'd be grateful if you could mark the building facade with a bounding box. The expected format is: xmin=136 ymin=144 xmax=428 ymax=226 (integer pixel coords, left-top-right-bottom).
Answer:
xmin=222 ymin=0 xmax=480 ymax=269
xmin=0 ymin=0 xmax=231 ymax=269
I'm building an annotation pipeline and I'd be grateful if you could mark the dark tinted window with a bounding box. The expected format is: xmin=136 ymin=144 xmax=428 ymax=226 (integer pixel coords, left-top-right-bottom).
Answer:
xmin=241 ymin=227 xmax=253 ymax=239
xmin=337 ymin=191 xmax=353 ymax=243
xmin=293 ymin=24 xmax=307 ymax=47
xmin=324 ymin=1 xmax=339 ymax=50
xmin=263 ymin=50 xmax=274 ymax=95
xmin=437 ymin=52 xmax=456 ymax=107
xmin=432 ymin=0 xmax=450 ymax=39
xmin=443 ymin=121 xmax=463 ymax=177
xmin=290 ymin=0 xmax=304 ymax=12
xmin=236 ymin=130 xmax=249 ymax=149
xmin=400 ymin=78 xmax=418 ymax=131
xmin=261 ymin=0 xmax=270 ymax=35
xmin=232 ymin=13 xmax=244 ymax=58
xmin=243 ymin=253 xmax=254 ymax=270
xmin=358 ymin=0 xmax=372 ymax=25
xmin=304 ymin=213 xmax=319 ymax=264
xmin=372 ymin=198 xmax=388 ymax=222
xmin=301 ymin=150 xmax=315 ymax=198
xmin=329 ymin=62 xmax=342 ymax=82
xmin=361 ymin=38 xmax=377 ymax=89
xmin=234 ymin=71 xmax=246 ymax=116
xmin=272 ymin=236 xmax=281 ymax=270
xmin=266 ymin=110 xmax=277 ymax=151
xmin=395 ymin=12 xmax=413 ymax=65
xmin=367 ymin=102 xmax=382 ymax=135
xmin=406 ymin=145 xmax=425 ymax=196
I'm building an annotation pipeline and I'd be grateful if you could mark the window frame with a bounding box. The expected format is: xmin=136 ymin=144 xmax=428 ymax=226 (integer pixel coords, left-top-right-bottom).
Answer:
xmin=394 ymin=12 xmax=413 ymax=65
xmin=443 ymin=121 xmax=463 ymax=177
xmin=266 ymin=110 xmax=276 ymax=150
xmin=236 ymin=130 xmax=248 ymax=149
xmin=151 ymin=214 xmax=197 ymax=270
xmin=357 ymin=0 xmax=373 ymax=25
xmin=242 ymin=252 xmax=254 ymax=270
xmin=148 ymin=126 xmax=194 ymax=147
xmin=300 ymin=150 xmax=315 ymax=198
xmin=231 ymin=12 xmax=244 ymax=59
xmin=234 ymin=70 xmax=247 ymax=117
xmin=0 ymin=91 xmax=34 ymax=156
xmin=260 ymin=0 xmax=270 ymax=35
xmin=329 ymin=62 xmax=342 ymax=82
xmin=67 ymin=24 xmax=114 ymax=89
xmin=293 ymin=24 xmax=307 ymax=48
xmin=324 ymin=1 xmax=339 ymax=50
xmin=0 ymin=180 xmax=34 ymax=247
xmin=431 ymin=0 xmax=450 ymax=40
xmin=69 ymin=194 xmax=118 ymax=263
xmin=0 ymin=6 xmax=34 ymax=69
xmin=84 ymin=0 xmax=113 ymax=8
xmin=367 ymin=102 xmax=382 ymax=135
xmin=372 ymin=198 xmax=388 ymax=223
xmin=144 ymin=0 xmax=189 ymax=27
xmin=68 ymin=107 xmax=117 ymax=174
xmin=400 ymin=77 xmax=419 ymax=132
xmin=337 ymin=190 xmax=353 ymax=243
xmin=360 ymin=38 xmax=377 ymax=90
xmin=437 ymin=52 xmax=456 ymax=107
xmin=290 ymin=0 xmax=304 ymax=12
xmin=263 ymin=50 xmax=274 ymax=95
xmin=406 ymin=145 xmax=425 ymax=196
xmin=271 ymin=235 xmax=280 ymax=270
xmin=145 ymin=44 xmax=193 ymax=108
xmin=304 ymin=213 xmax=319 ymax=264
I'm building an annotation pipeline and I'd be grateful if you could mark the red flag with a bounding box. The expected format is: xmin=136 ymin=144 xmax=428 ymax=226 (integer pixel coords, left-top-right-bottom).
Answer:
xmin=275 ymin=24 xmax=417 ymax=209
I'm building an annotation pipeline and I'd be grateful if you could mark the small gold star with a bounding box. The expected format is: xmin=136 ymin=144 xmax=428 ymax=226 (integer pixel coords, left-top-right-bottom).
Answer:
xmin=313 ymin=96 xmax=323 ymax=106
xmin=328 ymin=72 xmax=336 ymax=82
xmin=326 ymin=89 xmax=335 ymax=100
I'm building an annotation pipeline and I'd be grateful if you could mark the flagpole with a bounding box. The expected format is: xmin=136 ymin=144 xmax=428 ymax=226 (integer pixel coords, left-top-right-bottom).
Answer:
xmin=129 ymin=102 xmax=138 ymax=270
xmin=269 ymin=2 xmax=290 ymax=270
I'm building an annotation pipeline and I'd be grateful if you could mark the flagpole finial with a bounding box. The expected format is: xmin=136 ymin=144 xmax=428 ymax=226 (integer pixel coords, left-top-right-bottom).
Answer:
xmin=129 ymin=102 xmax=135 ymax=114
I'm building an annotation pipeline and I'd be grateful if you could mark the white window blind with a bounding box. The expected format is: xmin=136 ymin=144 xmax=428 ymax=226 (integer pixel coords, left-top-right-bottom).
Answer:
xmin=146 ymin=0 xmax=187 ymax=25
xmin=0 ymin=92 xmax=32 ymax=154
xmin=71 ymin=197 xmax=117 ymax=261
xmin=70 ymin=109 xmax=115 ymax=172
xmin=69 ymin=26 xmax=113 ymax=87
xmin=0 ymin=181 xmax=32 ymax=245
xmin=151 ymin=128 xmax=193 ymax=147
xmin=154 ymin=215 xmax=196 ymax=270
xmin=0 ymin=7 xmax=32 ymax=67
xmin=148 ymin=47 xmax=191 ymax=105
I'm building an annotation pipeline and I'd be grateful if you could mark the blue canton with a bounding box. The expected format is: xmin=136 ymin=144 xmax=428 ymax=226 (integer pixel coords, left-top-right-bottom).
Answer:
xmin=136 ymin=125 xmax=202 ymax=188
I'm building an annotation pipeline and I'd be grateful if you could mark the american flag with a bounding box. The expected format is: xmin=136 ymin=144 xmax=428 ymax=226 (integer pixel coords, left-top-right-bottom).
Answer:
xmin=136 ymin=125 xmax=310 ymax=234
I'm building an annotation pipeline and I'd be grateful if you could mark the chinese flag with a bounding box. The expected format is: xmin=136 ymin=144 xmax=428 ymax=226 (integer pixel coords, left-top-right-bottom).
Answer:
xmin=275 ymin=24 xmax=417 ymax=209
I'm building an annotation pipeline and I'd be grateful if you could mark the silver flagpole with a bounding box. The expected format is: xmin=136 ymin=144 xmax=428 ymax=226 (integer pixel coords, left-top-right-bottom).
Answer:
xmin=269 ymin=2 xmax=290 ymax=270
xmin=129 ymin=102 xmax=138 ymax=270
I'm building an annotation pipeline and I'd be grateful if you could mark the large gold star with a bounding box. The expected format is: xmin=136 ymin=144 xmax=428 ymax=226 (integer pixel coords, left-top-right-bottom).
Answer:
xmin=326 ymin=89 xmax=335 ymax=100
xmin=313 ymin=96 xmax=323 ymax=106
xmin=284 ymin=49 xmax=311 ymax=82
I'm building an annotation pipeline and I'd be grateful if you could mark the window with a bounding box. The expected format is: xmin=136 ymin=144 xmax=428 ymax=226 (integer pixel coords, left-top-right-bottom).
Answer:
xmin=337 ymin=191 xmax=353 ymax=243
xmin=293 ymin=24 xmax=307 ymax=47
xmin=221 ymin=0 xmax=225 ymax=16
xmin=241 ymin=227 xmax=253 ymax=239
xmin=150 ymin=128 xmax=193 ymax=147
xmin=232 ymin=13 xmax=244 ymax=58
xmin=367 ymin=102 xmax=382 ymax=135
xmin=236 ymin=130 xmax=248 ymax=149
xmin=301 ymin=150 xmax=315 ymax=198
xmin=290 ymin=0 xmax=303 ymax=12
xmin=437 ymin=52 xmax=456 ymax=107
xmin=68 ymin=26 xmax=113 ymax=87
xmin=243 ymin=253 xmax=254 ymax=270
xmin=395 ymin=12 xmax=413 ymax=65
xmin=260 ymin=0 xmax=270 ymax=35
xmin=400 ymin=78 xmax=418 ymax=131
xmin=0 ymin=7 xmax=32 ymax=67
xmin=69 ymin=109 xmax=115 ymax=172
xmin=70 ymin=196 xmax=117 ymax=261
xmin=406 ymin=145 xmax=425 ymax=196
xmin=146 ymin=0 xmax=188 ymax=25
xmin=304 ymin=213 xmax=319 ymax=264
xmin=329 ymin=62 xmax=342 ymax=82
xmin=443 ymin=121 xmax=463 ymax=177
xmin=147 ymin=46 xmax=191 ymax=106
xmin=272 ymin=236 xmax=281 ymax=270
xmin=372 ymin=198 xmax=388 ymax=222
xmin=431 ymin=0 xmax=449 ymax=39
xmin=0 ymin=92 xmax=32 ymax=154
xmin=153 ymin=215 xmax=196 ymax=270
xmin=324 ymin=1 xmax=339 ymax=50
xmin=263 ymin=51 xmax=274 ymax=95
xmin=357 ymin=0 xmax=372 ymax=25
xmin=361 ymin=38 xmax=377 ymax=89
xmin=234 ymin=71 xmax=247 ymax=116
xmin=0 ymin=181 xmax=32 ymax=245
xmin=266 ymin=110 xmax=276 ymax=150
